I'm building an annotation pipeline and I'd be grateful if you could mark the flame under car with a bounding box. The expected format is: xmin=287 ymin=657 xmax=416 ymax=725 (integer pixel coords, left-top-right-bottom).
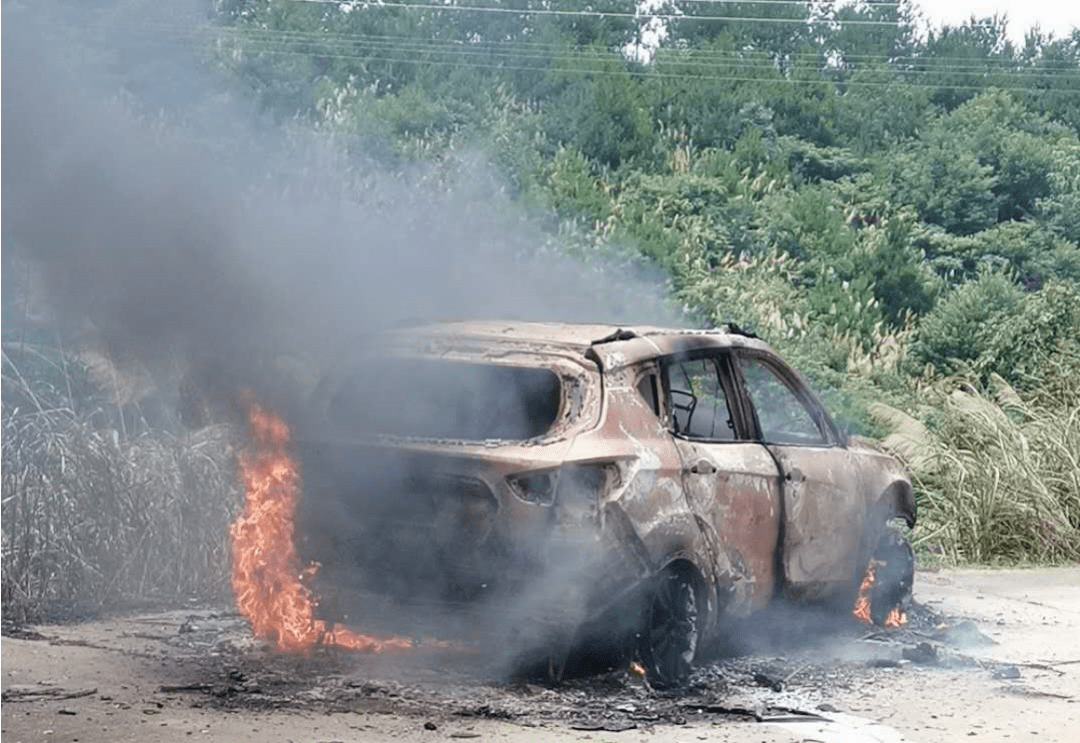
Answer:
xmin=293 ymin=322 xmax=916 ymax=684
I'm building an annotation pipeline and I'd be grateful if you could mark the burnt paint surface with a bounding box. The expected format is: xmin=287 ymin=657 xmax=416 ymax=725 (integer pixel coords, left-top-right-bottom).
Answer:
xmin=672 ymin=439 xmax=780 ymax=615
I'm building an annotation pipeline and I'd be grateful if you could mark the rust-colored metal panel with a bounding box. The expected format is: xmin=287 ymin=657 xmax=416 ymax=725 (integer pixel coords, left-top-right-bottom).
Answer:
xmin=671 ymin=439 xmax=781 ymax=614
xmin=771 ymin=445 xmax=867 ymax=597
xmin=573 ymin=369 xmax=707 ymax=575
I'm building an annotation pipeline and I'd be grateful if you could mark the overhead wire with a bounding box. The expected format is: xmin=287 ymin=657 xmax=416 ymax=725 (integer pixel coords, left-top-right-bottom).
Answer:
xmin=196 ymin=42 xmax=1080 ymax=93
xmin=68 ymin=13 xmax=1080 ymax=93
xmin=81 ymin=6 xmax=1075 ymax=64
xmin=223 ymin=42 xmax=1078 ymax=83
xmin=282 ymin=0 xmax=970 ymax=29
xmin=98 ymin=17 xmax=1080 ymax=73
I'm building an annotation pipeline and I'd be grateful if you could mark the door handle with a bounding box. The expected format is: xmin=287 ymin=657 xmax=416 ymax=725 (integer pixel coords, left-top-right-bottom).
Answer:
xmin=785 ymin=467 xmax=805 ymax=483
xmin=688 ymin=460 xmax=716 ymax=475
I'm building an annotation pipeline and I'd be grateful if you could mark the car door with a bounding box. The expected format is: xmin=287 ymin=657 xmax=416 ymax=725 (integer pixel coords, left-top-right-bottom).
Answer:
xmin=733 ymin=351 xmax=866 ymax=599
xmin=660 ymin=353 xmax=782 ymax=615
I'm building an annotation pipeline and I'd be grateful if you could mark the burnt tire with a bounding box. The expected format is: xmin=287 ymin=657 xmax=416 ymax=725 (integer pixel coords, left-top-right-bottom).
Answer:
xmin=640 ymin=569 xmax=699 ymax=688
xmin=869 ymin=532 xmax=915 ymax=626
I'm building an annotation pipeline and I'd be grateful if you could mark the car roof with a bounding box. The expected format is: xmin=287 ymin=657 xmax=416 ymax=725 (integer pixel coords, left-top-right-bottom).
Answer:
xmin=388 ymin=320 xmax=775 ymax=370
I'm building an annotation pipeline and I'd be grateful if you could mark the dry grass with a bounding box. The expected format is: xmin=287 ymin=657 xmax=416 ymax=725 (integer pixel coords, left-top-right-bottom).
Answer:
xmin=2 ymin=349 xmax=240 ymax=624
xmin=871 ymin=375 xmax=1080 ymax=565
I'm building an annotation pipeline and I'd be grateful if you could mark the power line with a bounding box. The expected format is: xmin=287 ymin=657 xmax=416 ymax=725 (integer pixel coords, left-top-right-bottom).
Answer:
xmin=605 ymin=1 xmax=905 ymax=6
xmin=283 ymin=0 xmax=942 ymax=29
xmin=200 ymin=39 xmax=1080 ymax=93
xmin=101 ymin=18 xmax=1080 ymax=72
xmin=72 ymin=17 xmax=1080 ymax=83
xmin=215 ymin=35 xmax=1079 ymax=80
xmin=200 ymin=24 xmax=1080 ymax=75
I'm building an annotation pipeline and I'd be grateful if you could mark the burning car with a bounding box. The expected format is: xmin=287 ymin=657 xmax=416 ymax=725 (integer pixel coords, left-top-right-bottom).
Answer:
xmin=290 ymin=322 xmax=915 ymax=684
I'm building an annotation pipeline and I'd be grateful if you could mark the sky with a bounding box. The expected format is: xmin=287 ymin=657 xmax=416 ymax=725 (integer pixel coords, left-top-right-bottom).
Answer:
xmin=919 ymin=0 xmax=1080 ymax=43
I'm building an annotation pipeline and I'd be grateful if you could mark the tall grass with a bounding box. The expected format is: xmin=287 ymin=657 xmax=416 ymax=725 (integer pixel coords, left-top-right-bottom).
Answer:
xmin=871 ymin=375 xmax=1080 ymax=564
xmin=2 ymin=348 xmax=240 ymax=624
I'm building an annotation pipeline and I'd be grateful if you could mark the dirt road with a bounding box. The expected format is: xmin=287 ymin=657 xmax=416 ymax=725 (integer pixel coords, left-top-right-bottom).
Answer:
xmin=3 ymin=567 xmax=1078 ymax=743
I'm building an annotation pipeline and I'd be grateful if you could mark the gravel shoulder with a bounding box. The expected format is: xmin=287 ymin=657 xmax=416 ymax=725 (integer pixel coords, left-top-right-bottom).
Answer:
xmin=3 ymin=567 xmax=1078 ymax=743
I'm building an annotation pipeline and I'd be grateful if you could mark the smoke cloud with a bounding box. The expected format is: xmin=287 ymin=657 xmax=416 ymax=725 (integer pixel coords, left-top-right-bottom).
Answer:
xmin=3 ymin=0 xmax=677 ymax=418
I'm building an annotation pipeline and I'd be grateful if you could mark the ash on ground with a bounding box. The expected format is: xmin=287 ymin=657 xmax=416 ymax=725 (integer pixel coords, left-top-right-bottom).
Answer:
xmin=4 ymin=596 xmax=1015 ymax=733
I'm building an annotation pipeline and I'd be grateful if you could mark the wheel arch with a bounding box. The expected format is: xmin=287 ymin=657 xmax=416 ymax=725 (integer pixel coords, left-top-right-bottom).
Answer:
xmin=882 ymin=478 xmax=917 ymax=529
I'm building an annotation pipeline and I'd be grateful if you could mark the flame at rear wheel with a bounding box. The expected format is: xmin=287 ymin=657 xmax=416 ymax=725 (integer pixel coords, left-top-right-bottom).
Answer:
xmin=229 ymin=399 xmax=416 ymax=653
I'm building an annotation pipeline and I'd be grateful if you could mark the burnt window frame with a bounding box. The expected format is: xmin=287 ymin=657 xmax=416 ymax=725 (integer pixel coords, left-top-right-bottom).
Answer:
xmin=658 ymin=351 xmax=753 ymax=442
xmin=634 ymin=366 xmax=662 ymax=419
xmin=730 ymin=350 xmax=843 ymax=447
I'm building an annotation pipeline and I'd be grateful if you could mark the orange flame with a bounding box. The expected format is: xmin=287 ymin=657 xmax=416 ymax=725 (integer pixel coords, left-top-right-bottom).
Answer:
xmin=853 ymin=560 xmax=907 ymax=629
xmin=229 ymin=401 xmax=414 ymax=653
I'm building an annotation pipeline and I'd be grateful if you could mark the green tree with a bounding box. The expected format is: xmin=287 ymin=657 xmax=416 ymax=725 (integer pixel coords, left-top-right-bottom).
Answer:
xmin=910 ymin=270 xmax=1025 ymax=379
xmin=887 ymin=127 xmax=998 ymax=236
xmin=540 ymin=54 xmax=656 ymax=169
xmin=915 ymin=14 xmax=1015 ymax=111
xmin=1018 ymin=29 xmax=1080 ymax=132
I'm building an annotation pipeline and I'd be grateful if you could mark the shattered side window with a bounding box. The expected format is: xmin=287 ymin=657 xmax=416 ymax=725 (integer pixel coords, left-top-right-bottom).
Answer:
xmin=664 ymin=357 xmax=736 ymax=441
xmin=328 ymin=359 xmax=562 ymax=441
xmin=739 ymin=357 xmax=826 ymax=446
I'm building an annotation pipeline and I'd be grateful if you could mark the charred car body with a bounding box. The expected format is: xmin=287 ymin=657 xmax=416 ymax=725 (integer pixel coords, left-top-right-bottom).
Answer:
xmin=295 ymin=322 xmax=915 ymax=683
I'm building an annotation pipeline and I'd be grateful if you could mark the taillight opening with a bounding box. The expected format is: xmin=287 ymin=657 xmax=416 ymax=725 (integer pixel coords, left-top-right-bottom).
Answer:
xmin=507 ymin=471 xmax=557 ymax=506
xmin=507 ymin=463 xmax=623 ymax=507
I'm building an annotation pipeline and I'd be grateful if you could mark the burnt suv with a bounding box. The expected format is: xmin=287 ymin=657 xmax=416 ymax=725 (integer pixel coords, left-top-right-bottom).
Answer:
xmin=295 ymin=322 xmax=915 ymax=683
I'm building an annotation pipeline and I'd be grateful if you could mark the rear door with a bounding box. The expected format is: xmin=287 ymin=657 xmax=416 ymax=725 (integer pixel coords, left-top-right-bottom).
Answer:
xmin=733 ymin=352 xmax=866 ymax=599
xmin=661 ymin=353 xmax=782 ymax=615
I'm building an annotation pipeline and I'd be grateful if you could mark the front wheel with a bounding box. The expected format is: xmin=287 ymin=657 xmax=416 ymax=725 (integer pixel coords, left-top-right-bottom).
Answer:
xmin=869 ymin=532 xmax=914 ymax=626
xmin=640 ymin=569 xmax=699 ymax=687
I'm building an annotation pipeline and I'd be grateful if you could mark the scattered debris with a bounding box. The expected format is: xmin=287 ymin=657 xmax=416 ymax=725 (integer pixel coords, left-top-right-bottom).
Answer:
xmin=570 ymin=720 xmax=637 ymax=732
xmin=2 ymin=600 xmax=1044 ymax=736
xmin=939 ymin=619 xmax=994 ymax=648
xmin=902 ymin=642 xmax=939 ymax=665
xmin=1 ymin=620 xmax=47 ymax=641
xmin=2 ymin=686 xmax=97 ymax=702
xmin=753 ymin=671 xmax=785 ymax=692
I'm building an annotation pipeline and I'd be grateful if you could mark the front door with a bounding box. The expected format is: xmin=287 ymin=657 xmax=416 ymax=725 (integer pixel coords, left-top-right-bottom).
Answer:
xmin=734 ymin=352 xmax=867 ymax=599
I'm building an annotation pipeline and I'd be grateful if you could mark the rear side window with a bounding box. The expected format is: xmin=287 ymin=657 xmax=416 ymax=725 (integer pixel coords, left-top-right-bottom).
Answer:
xmin=664 ymin=357 xmax=736 ymax=441
xmin=636 ymin=373 xmax=660 ymax=416
xmin=329 ymin=360 xmax=561 ymax=441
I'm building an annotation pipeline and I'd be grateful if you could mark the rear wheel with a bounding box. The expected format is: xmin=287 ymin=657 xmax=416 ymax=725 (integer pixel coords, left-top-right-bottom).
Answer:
xmin=640 ymin=569 xmax=699 ymax=687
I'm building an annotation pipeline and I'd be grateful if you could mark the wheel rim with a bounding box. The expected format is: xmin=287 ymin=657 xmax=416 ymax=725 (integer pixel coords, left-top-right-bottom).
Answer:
xmin=644 ymin=572 xmax=698 ymax=686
